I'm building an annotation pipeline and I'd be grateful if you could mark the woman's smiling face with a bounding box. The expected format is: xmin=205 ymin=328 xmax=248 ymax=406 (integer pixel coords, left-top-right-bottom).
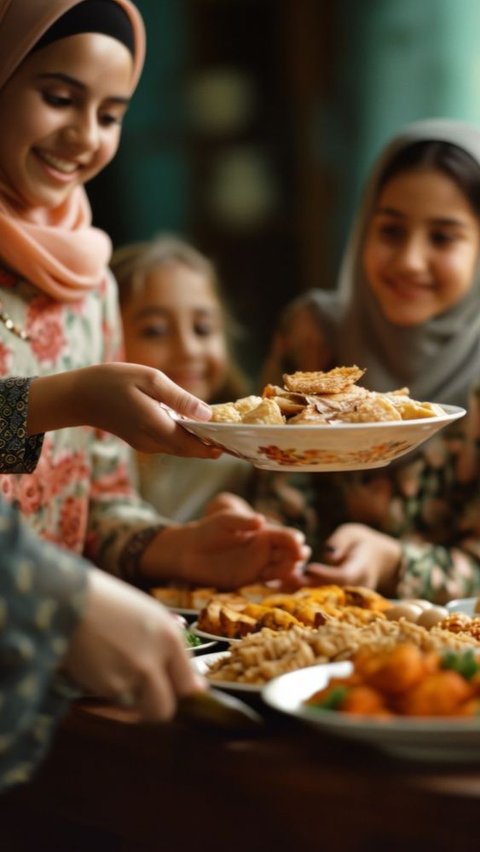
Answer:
xmin=362 ymin=167 xmax=480 ymax=326
xmin=0 ymin=32 xmax=133 ymax=210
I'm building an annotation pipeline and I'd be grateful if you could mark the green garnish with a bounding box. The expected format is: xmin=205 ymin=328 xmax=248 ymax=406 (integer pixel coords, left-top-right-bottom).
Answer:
xmin=441 ymin=649 xmax=480 ymax=680
xmin=184 ymin=629 xmax=202 ymax=648
xmin=307 ymin=685 xmax=349 ymax=711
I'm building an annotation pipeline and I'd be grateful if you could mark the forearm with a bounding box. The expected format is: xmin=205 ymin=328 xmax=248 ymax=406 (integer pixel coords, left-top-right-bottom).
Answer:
xmin=137 ymin=523 xmax=191 ymax=585
xmin=26 ymin=369 xmax=93 ymax=435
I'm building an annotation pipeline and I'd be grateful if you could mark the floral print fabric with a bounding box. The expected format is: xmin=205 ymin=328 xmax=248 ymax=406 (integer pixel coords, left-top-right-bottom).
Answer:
xmin=252 ymin=387 xmax=480 ymax=604
xmin=0 ymin=267 xmax=164 ymax=578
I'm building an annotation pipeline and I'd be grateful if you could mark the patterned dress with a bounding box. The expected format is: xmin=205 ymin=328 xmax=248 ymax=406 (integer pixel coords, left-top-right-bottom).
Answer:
xmin=252 ymin=387 xmax=480 ymax=603
xmin=0 ymin=377 xmax=87 ymax=791
xmin=0 ymin=266 xmax=165 ymax=581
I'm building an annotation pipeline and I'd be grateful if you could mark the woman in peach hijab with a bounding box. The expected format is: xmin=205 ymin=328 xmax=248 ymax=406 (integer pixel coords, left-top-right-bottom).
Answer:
xmin=0 ymin=0 xmax=309 ymax=589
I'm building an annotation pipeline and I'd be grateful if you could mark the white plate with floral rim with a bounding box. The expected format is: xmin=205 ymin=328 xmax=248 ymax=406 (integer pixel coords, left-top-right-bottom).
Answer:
xmin=180 ymin=405 xmax=465 ymax=472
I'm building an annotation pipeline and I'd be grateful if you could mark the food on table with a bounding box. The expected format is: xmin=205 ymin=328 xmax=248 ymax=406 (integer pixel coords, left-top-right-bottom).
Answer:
xmin=384 ymin=600 xmax=448 ymax=626
xmin=209 ymin=366 xmax=445 ymax=426
xmin=436 ymin=612 xmax=480 ymax=641
xmin=168 ymin=611 xmax=203 ymax=649
xmin=196 ymin=584 xmax=391 ymax=639
xmin=283 ymin=366 xmax=365 ymax=395
xmin=304 ymin=644 xmax=480 ymax=718
xmin=204 ymin=617 xmax=480 ymax=686
xmin=151 ymin=585 xmax=217 ymax=611
xmin=150 ymin=583 xmax=275 ymax=611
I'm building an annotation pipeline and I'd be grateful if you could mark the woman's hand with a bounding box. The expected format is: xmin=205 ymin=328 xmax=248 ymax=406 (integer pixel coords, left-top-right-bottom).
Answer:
xmin=27 ymin=363 xmax=222 ymax=457
xmin=303 ymin=523 xmax=402 ymax=596
xmin=62 ymin=567 xmax=205 ymax=721
xmin=203 ymin=492 xmax=254 ymax=516
xmin=141 ymin=510 xmax=311 ymax=590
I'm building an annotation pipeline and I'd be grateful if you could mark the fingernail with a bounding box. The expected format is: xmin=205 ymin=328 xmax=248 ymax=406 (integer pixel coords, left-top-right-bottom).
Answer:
xmin=193 ymin=402 xmax=211 ymax=420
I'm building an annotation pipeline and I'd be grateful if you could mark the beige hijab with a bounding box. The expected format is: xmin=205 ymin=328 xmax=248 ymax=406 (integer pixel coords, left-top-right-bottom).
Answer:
xmin=0 ymin=0 xmax=145 ymax=301
xmin=302 ymin=119 xmax=480 ymax=408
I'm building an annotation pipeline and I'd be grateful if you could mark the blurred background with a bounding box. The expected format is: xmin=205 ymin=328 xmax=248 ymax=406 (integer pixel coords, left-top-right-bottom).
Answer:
xmin=87 ymin=0 xmax=480 ymax=379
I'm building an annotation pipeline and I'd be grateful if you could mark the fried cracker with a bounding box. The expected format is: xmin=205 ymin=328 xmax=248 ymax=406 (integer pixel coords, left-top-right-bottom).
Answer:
xmin=283 ymin=365 xmax=365 ymax=395
xmin=241 ymin=397 xmax=285 ymax=424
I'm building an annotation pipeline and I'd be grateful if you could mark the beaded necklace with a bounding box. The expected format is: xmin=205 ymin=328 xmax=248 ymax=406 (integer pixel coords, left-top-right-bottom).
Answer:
xmin=0 ymin=298 xmax=30 ymax=342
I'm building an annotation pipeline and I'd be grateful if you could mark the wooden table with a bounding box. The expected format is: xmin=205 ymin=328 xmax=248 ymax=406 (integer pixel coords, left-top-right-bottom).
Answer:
xmin=1 ymin=694 xmax=479 ymax=851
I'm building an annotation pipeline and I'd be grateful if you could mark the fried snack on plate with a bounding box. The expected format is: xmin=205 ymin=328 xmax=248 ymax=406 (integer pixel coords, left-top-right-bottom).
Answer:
xmin=438 ymin=613 xmax=480 ymax=641
xmin=283 ymin=365 xmax=365 ymax=395
xmin=261 ymin=595 xmax=328 ymax=627
xmin=210 ymin=402 xmax=242 ymax=423
xmin=294 ymin=584 xmax=347 ymax=607
xmin=343 ymin=586 xmax=391 ymax=612
xmin=243 ymin=603 xmax=303 ymax=630
xmin=233 ymin=395 xmax=263 ymax=416
xmin=151 ymin=586 xmax=189 ymax=608
xmin=333 ymin=393 xmax=401 ymax=423
xmin=241 ymin=398 xmax=285 ymax=425
xmin=288 ymin=404 xmax=329 ymax=424
xmin=386 ymin=393 xmax=445 ymax=420
xmin=219 ymin=606 xmax=258 ymax=639
xmin=238 ymin=583 xmax=279 ymax=602
xmin=189 ymin=587 xmax=218 ymax=610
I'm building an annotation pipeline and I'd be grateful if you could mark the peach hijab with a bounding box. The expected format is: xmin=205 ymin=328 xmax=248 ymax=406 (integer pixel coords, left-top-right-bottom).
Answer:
xmin=0 ymin=0 xmax=145 ymax=301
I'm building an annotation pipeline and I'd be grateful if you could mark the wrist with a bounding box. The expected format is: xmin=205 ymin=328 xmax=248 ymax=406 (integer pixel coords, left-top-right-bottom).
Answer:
xmin=27 ymin=371 xmax=81 ymax=434
xmin=139 ymin=522 xmax=194 ymax=584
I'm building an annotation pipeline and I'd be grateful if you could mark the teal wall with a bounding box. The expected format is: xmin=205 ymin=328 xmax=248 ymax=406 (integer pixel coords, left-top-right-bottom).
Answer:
xmin=88 ymin=0 xmax=189 ymax=244
xmin=322 ymin=0 xmax=480 ymax=262
xmin=90 ymin=0 xmax=480 ymax=276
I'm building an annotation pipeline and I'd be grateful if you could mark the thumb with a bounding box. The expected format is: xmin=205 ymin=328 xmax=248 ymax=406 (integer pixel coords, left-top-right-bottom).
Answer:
xmin=149 ymin=371 xmax=211 ymax=421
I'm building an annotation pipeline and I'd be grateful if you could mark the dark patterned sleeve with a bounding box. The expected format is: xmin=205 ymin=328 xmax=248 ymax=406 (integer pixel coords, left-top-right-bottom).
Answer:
xmin=0 ymin=377 xmax=44 ymax=472
xmin=0 ymin=498 xmax=88 ymax=792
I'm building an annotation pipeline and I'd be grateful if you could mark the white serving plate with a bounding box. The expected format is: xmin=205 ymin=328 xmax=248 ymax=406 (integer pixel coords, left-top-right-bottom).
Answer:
xmin=262 ymin=661 xmax=480 ymax=763
xmin=446 ymin=598 xmax=479 ymax=617
xmin=191 ymin=651 xmax=263 ymax=694
xmin=180 ymin=405 xmax=465 ymax=472
xmin=190 ymin=621 xmax=240 ymax=645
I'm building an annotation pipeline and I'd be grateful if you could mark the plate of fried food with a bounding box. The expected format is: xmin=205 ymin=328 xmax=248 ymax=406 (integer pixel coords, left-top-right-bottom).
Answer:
xmin=180 ymin=366 xmax=465 ymax=472
xmin=195 ymin=603 xmax=480 ymax=691
xmin=150 ymin=584 xmax=219 ymax=618
xmin=262 ymin=644 xmax=480 ymax=762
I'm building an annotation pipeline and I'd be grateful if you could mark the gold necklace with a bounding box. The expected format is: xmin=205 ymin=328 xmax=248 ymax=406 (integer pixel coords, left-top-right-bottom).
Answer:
xmin=0 ymin=299 xmax=31 ymax=342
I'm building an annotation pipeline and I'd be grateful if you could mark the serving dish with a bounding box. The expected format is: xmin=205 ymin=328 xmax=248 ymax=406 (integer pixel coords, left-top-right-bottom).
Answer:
xmin=262 ymin=662 xmax=480 ymax=762
xmin=192 ymin=651 xmax=258 ymax=692
xmin=180 ymin=405 xmax=465 ymax=472
xmin=446 ymin=598 xmax=479 ymax=617
xmin=192 ymin=651 xmax=265 ymax=693
xmin=186 ymin=636 xmax=218 ymax=654
xmin=190 ymin=621 xmax=240 ymax=645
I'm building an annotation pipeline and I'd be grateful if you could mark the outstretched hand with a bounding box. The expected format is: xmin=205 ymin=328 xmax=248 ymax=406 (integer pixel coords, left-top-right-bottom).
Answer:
xmin=303 ymin=523 xmax=402 ymax=596
xmin=142 ymin=508 xmax=311 ymax=590
xmin=28 ymin=363 xmax=222 ymax=457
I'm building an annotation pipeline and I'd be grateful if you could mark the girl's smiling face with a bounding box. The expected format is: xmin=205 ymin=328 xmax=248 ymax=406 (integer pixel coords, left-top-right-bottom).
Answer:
xmin=362 ymin=167 xmax=480 ymax=326
xmin=121 ymin=262 xmax=229 ymax=402
xmin=0 ymin=32 xmax=133 ymax=210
